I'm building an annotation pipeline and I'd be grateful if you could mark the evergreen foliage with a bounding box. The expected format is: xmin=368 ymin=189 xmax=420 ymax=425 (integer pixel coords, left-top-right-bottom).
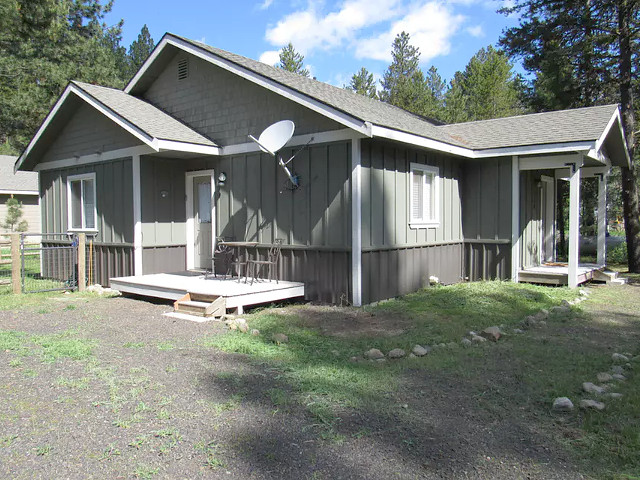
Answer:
xmin=2 ymin=197 xmax=28 ymax=232
xmin=347 ymin=67 xmax=377 ymax=99
xmin=278 ymin=43 xmax=310 ymax=77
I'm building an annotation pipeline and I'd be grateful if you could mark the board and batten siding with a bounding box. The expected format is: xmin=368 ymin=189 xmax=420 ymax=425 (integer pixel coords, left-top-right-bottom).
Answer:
xmin=142 ymin=52 xmax=342 ymax=146
xmin=520 ymin=170 xmax=544 ymax=269
xmin=460 ymin=157 xmax=512 ymax=281
xmin=140 ymin=141 xmax=352 ymax=302
xmin=40 ymin=103 xmax=140 ymax=164
xmin=360 ymin=139 xmax=463 ymax=303
xmin=39 ymin=158 xmax=134 ymax=285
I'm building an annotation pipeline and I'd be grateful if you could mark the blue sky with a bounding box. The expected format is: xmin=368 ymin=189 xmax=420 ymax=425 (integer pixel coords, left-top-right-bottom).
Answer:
xmin=105 ymin=0 xmax=520 ymax=87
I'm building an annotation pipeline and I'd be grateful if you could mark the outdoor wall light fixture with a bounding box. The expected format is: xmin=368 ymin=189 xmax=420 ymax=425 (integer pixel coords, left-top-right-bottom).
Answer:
xmin=218 ymin=172 xmax=227 ymax=186
xmin=160 ymin=190 xmax=169 ymax=198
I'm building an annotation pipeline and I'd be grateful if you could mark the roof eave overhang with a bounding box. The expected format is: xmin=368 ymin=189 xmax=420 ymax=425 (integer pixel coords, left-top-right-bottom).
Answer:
xmin=594 ymin=108 xmax=631 ymax=168
xmin=125 ymin=34 xmax=373 ymax=137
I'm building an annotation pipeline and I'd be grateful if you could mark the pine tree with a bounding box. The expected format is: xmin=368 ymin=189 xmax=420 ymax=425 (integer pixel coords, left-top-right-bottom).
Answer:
xmin=443 ymin=46 xmax=521 ymax=122
xmin=347 ymin=67 xmax=377 ymax=99
xmin=2 ymin=198 xmax=28 ymax=233
xmin=127 ymin=25 xmax=155 ymax=79
xmin=379 ymin=32 xmax=421 ymax=106
xmin=278 ymin=43 xmax=310 ymax=77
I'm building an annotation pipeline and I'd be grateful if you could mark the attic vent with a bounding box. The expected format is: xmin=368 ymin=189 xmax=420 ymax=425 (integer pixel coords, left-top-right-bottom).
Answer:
xmin=177 ymin=58 xmax=189 ymax=80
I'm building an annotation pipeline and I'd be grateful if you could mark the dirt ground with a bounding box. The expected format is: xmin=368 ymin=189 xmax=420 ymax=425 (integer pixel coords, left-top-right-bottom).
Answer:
xmin=0 ymin=284 xmax=637 ymax=479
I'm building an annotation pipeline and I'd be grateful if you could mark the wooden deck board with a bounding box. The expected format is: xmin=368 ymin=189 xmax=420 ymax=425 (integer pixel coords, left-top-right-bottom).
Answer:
xmin=518 ymin=263 xmax=601 ymax=286
xmin=110 ymin=272 xmax=305 ymax=311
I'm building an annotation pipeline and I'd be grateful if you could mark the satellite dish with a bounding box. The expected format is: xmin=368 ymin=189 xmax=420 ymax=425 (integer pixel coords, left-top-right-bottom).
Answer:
xmin=249 ymin=120 xmax=295 ymax=156
xmin=249 ymin=120 xmax=313 ymax=190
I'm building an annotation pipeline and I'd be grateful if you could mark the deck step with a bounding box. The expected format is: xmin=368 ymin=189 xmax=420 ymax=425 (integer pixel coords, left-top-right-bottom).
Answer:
xmin=592 ymin=269 xmax=626 ymax=285
xmin=173 ymin=293 xmax=226 ymax=318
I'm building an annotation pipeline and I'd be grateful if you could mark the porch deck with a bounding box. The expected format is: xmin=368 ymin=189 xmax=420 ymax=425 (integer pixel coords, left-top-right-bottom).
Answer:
xmin=110 ymin=272 xmax=305 ymax=313
xmin=518 ymin=263 xmax=601 ymax=286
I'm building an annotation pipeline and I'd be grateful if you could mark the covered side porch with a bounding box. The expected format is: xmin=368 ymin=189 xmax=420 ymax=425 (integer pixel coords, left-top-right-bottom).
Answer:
xmin=512 ymin=140 xmax=627 ymax=288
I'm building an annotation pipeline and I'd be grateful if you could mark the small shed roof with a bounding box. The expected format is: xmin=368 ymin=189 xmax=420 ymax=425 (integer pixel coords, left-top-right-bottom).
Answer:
xmin=0 ymin=155 xmax=38 ymax=193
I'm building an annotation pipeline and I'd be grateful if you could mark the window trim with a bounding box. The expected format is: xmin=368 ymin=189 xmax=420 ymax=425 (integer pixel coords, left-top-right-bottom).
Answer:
xmin=409 ymin=163 xmax=440 ymax=229
xmin=66 ymin=172 xmax=98 ymax=232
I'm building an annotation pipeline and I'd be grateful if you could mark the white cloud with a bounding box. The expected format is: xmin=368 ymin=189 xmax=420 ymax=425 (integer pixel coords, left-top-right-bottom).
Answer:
xmin=466 ymin=24 xmax=484 ymax=37
xmin=259 ymin=50 xmax=280 ymax=66
xmin=259 ymin=0 xmax=275 ymax=9
xmin=264 ymin=0 xmax=401 ymax=53
xmin=355 ymin=2 xmax=465 ymax=63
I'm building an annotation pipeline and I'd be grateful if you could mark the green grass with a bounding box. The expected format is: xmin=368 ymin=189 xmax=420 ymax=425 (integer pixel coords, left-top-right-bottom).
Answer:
xmin=0 ymin=328 xmax=95 ymax=363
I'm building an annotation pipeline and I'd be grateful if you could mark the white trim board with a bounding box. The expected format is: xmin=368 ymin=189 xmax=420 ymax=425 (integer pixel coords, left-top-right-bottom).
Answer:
xmin=126 ymin=35 xmax=371 ymax=137
xmin=132 ymin=155 xmax=143 ymax=276
xmin=351 ymin=137 xmax=362 ymax=307
xmin=66 ymin=172 xmax=97 ymax=232
xmin=34 ymin=146 xmax=154 ymax=172
xmin=0 ymin=189 xmax=39 ymax=196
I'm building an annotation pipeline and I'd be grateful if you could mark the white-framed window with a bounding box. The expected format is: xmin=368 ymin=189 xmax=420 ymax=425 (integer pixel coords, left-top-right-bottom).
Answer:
xmin=66 ymin=172 xmax=97 ymax=231
xmin=409 ymin=163 xmax=439 ymax=228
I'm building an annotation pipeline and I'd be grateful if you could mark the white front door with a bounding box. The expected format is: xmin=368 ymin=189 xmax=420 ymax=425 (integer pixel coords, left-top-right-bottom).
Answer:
xmin=185 ymin=170 xmax=215 ymax=271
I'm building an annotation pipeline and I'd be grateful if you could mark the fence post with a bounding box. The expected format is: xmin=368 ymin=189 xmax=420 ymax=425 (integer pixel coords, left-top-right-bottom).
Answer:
xmin=11 ymin=233 xmax=21 ymax=294
xmin=78 ymin=233 xmax=86 ymax=292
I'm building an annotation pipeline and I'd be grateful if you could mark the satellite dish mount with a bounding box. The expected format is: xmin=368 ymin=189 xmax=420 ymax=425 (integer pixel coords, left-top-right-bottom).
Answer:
xmin=248 ymin=120 xmax=312 ymax=190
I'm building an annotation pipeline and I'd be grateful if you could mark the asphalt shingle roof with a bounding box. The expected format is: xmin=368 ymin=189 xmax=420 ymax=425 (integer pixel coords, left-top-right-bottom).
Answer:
xmin=436 ymin=104 xmax=619 ymax=150
xmin=0 ymin=155 xmax=38 ymax=192
xmin=73 ymin=81 xmax=217 ymax=147
xmin=171 ymin=34 xmax=619 ymax=152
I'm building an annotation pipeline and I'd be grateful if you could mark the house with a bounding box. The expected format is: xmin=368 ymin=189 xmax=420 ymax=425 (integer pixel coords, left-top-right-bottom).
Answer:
xmin=15 ymin=33 xmax=629 ymax=306
xmin=0 ymin=155 xmax=40 ymax=234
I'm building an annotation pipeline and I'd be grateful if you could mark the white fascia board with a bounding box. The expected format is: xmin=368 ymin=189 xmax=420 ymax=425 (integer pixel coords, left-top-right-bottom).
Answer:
xmin=126 ymin=36 xmax=371 ymax=136
xmin=371 ymin=125 xmax=596 ymax=160
xmin=0 ymin=189 xmax=39 ymax=195
xmin=371 ymin=125 xmax=474 ymax=158
xmin=71 ymin=86 xmax=158 ymax=149
xmin=595 ymin=108 xmax=631 ymax=166
xmin=34 ymin=146 xmax=155 ymax=172
xmin=221 ymin=128 xmax=357 ymax=156
xmin=15 ymin=85 xmax=74 ymax=173
xmin=156 ymin=139 xmax=221 ymax=155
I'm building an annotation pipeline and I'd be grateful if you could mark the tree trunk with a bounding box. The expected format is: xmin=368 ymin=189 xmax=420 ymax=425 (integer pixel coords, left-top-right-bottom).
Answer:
xmin=617 ymin=0 xmax=640 ymax=272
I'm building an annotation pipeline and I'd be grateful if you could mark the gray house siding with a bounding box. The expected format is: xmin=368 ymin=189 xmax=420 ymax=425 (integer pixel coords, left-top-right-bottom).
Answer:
xmin=139 ymin=141 xmax=352 ymax=302
xmin=520 ymin=170 xmax=544 ymax=269
xmin=360 ymin=139 xmax=464 ymax=304
xmin=41 ymin=103 xmax=140 ymax=164
xmin=142 ymin=52 xmax=342 ymax=146
xmin=460 ymin=157 xmax=512 ymax=281
xmin=39 ymin=158 xmax=134 ymax=285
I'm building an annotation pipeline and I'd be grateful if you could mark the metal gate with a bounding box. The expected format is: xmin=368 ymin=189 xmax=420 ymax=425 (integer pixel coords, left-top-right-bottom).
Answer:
xmin=21 ymin=233 xmax=78 ymax=293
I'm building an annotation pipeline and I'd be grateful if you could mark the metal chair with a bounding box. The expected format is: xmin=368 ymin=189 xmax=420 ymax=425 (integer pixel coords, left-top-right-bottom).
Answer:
xmin=247 ymin=239 xmax=283 ymax=285
xmin=208 ymin=237 xmax=236 ymax=279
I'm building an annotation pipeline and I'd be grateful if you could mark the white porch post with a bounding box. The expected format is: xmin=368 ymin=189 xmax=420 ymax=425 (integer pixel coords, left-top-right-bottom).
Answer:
xmin=568 ymin=161 xmax=581 ymax=288
xmin=351 ymin=138 xmax=362 ymax=307
xmin=511 ymin=155 xmax=520 ymax=282
xmin=132 ymin=154 xmax=143 ymax=276
xmin=597 ymin=173 xmax=608 ymax=266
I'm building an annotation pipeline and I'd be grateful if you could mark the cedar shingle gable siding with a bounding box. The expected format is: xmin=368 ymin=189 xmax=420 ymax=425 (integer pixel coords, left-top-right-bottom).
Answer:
xmin=142 ymin=53 xmax=342 ymax=146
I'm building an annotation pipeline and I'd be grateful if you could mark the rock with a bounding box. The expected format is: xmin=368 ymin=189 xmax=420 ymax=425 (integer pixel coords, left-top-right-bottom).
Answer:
xmin=349 ymin=356 xmax=359 ymax=363
xmin=412 ymin=345 xmax=429 ymax=357
xmin=551 ymin=305 xmax=570 ymax=315
xmin=228 ymin=322 xmax=238 ymax=331
xmin=579 ymin=289 xmax=588 ymax=296
xmin=237 ymin=323 xmax=249 ymax=333
xmin=512 ymin=328 xmax=525 ymax=334
xmin=537 ymin=320 xmax=547 ymax=327
xmin=235 ymin=318 xmax=247 ymax=325
xmin=461 ymin=338 xmax=472 ymax=347
xmin=552 ymin=397 xmax=574 ymax=411
xmin=561 ymin=299 xmax=571 ymax=308
xmin=438 ymin=343 xmax=446 ymax=348
xmin=468 ymin=331 xmax=477 ymax=337
xmin=446 ymin=342 xmax=457 ymax=349
xmin=408 ymin=353 xmax=416 ymax=358
xmin=580 ymin=399 xmax=605 ymax=411
xmin=607 ymin=392 xmax=623 ymax=399
xmin=471 ymin=335 xmax=487 ymax=344
xmin=250 ymin=329 xmax=260 ymax=336
xmin=375 ymin=358 xmax=386 ymax=363
xmin=611 ymin=365 xmax=625 ymax=375
xmin=612 ymin=353 xmax=630 ymax=363
xmin=582 ymin=382 xmax=605 ymax=395
xmin=388 ymin=348 xmax=406 ymax=359
xmin=272 ymin=333 xmax=289 ymax=344
xmin=597 ymin=373 xmax=614 ymax=383
xmin=364 ymin=348 xmax=385 ymax=360
xmin=612 ymin=373 xmax=627 ymax=381
xmin=480 ymin=326 xmax=502 ymax=342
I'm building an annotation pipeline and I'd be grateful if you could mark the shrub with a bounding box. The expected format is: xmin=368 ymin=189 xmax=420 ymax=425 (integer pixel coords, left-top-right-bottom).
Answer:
xmin=608 ymin=241 xmax=628 ymax=264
